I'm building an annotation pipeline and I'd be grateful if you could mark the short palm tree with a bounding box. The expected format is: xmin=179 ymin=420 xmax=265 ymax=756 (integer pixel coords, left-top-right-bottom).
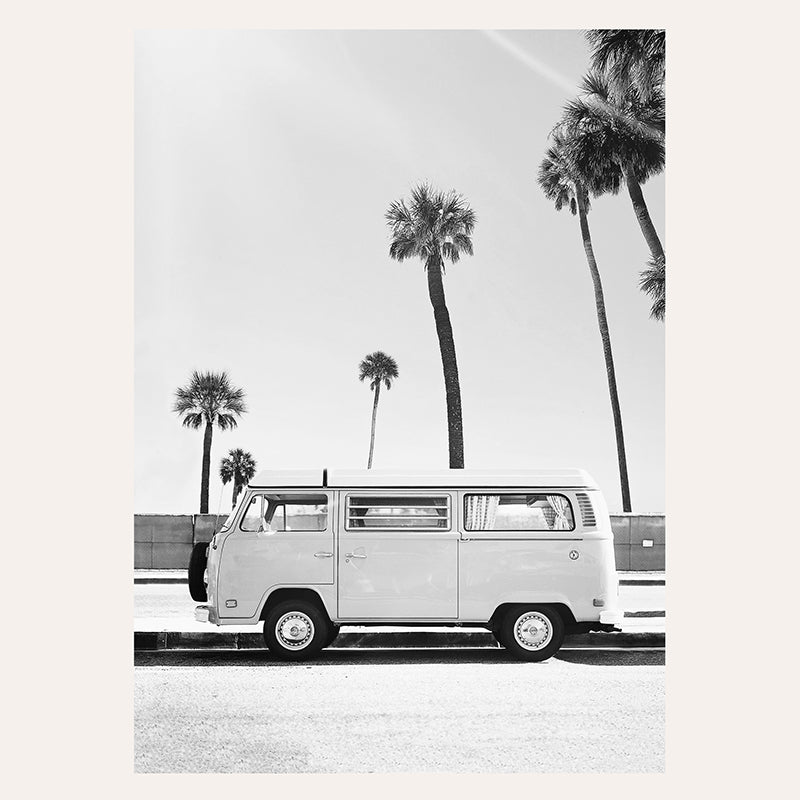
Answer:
xmin=538 ymin=127 xmax=632 ymax=511
xmin=173 ymin=371 xmax=247 ymax=513
xmin=585 ymin=29 xmax=665 ymax=102
xmin=563 ymin=72 xmax=665 ymax=319
xmin=385 ymin=184 xmax=476 ymax=468
xmin=220 ymin=448 xmax=257 ymax=509
xmin=358 ymin=351 xmax=399 ymax=469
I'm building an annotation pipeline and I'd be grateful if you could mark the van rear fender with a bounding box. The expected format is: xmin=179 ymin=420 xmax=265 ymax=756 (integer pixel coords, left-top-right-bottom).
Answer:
xmin=489 ymin=601 xmax=577 ymax=632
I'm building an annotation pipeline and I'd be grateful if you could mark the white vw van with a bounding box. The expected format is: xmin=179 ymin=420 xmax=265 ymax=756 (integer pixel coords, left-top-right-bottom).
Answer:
xmin=189 ymin=468 xmax=622 ymax=661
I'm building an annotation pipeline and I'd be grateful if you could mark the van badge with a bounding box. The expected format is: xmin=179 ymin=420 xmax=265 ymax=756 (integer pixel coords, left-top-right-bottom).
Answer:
xmin=569 ymin=550 xmax=579 ymax=560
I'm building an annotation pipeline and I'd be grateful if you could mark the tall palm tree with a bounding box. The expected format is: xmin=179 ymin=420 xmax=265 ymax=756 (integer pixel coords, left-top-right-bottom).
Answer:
xmin=385 ymin=184 xmax=476 ymax=468
xmin=563 ymin=72 xmax=665 ymax=319
xmin=538 ymin=127 xmax=632 ymax=511
xmin=220 ymin=448 xmax=257 ymax=509
xmin=358 ymin=351 xmax=399 ymax=469
xmin=585 ymin=29 xmax=665 ymax=102
xmin=173 ymin=370 xmax=247 ymax=513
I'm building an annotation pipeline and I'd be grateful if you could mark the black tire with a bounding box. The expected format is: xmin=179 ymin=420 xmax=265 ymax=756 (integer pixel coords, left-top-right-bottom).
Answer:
xmin=498 ymin=605 xmax=565 ymax=662
xmin=188 ymin=542 xmax=208 ymax=602
xmin=263 ymin=600 xmax=328 ymax=661
xmin=325 ymin=625 xmax=340 ymax=648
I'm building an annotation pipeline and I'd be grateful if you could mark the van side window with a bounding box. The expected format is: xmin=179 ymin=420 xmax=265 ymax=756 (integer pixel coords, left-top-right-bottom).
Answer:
xmin=464 ymin=494 xmax=575 ymax=531
xmin=240 ymin=494 xmax=328 ymax=532
xmin=241 ymin=494 xmax=268 ymax=532
xmin=346 ymin=496 xmax=450 ymax=530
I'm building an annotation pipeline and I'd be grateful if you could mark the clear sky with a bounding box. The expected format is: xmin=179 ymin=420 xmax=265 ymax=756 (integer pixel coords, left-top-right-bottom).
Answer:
xmin=135 ymin=29 xmax=664 ymax=514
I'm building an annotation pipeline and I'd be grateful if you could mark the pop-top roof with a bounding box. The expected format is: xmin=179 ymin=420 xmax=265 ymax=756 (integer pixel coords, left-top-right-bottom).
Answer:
xmin=248 ymin=468 xmax=597 ymax=490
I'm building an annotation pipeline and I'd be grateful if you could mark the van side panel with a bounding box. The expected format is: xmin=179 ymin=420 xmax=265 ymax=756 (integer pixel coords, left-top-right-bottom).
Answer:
xmin=456 ymin=489 xmax=618 ymax=623
xmin=458 ymin=537 xmax=612 ymax=622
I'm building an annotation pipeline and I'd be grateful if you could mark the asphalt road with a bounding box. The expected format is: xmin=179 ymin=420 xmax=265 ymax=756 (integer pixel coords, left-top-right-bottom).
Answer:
xmin=135 ymin=648 xmax=664 ymax=773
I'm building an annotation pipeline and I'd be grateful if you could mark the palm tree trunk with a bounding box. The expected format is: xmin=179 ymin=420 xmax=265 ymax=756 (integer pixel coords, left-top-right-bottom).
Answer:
xmin=366 ymin=383 xmax=381 ymax=469
xmin=622 ymin=164 xmax=665 ymax=262
xmin=426 ymin=255 xmax=464 ymax=469
xmin=200 ymin=420 xmax=213 ymax=514
xmin=231 ymin=481 xmax=241 ymax=510
xmin=576 ymin=187 xmax=632 ymax=512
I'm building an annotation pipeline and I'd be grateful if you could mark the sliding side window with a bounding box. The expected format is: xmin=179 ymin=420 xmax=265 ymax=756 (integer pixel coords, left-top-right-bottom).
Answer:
xmin=346 ymin=496 xmax=450 ymax=530
xmin=464 ymin=494 xmax=574 ymax=531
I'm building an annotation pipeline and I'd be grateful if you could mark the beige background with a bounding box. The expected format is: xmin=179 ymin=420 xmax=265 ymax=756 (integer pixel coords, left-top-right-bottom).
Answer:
xmin=2 ymin=0 xmax=794 ymax=792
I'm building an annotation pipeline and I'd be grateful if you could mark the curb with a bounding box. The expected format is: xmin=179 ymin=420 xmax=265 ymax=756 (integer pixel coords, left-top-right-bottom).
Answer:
xmin=619 ymin=579 xmax=665 ymax=586
xmin=134 ymin=629 xmax=665 ymax=652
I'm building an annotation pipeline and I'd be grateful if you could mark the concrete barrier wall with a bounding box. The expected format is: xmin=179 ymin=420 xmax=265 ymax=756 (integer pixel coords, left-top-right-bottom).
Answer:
xmin=134 ymin=515 xmax=193 ymax=569
xmin=134 ymin=513 xmax=665 ymax=571
xmin=611 ymin=514 xmax=665 ymax=571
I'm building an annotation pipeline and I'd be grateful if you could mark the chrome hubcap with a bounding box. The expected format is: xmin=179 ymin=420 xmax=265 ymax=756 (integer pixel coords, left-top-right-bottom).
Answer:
xmin=515 ymin=612 xmax=553 ymax=651
xmin=275 ymin=612 xmax=314 ymax=650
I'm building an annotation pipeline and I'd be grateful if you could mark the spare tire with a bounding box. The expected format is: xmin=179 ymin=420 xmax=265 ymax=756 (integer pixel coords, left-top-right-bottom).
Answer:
xmin=188 ymin=542 xmax=208 ymax=602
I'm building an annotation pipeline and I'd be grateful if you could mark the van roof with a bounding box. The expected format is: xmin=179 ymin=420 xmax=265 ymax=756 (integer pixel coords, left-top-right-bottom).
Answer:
xmin=248 ymin=468 xmax=598 ymax=490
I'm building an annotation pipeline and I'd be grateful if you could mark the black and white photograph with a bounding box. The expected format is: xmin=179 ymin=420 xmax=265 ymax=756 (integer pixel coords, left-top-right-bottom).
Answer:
xmin=133 ymin=28 xmax=666 ymax=773
xmin=8 ymin=0 xmax=798 ymax=791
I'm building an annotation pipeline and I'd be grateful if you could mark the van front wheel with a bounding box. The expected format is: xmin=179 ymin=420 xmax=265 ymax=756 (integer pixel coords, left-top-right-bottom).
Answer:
xmin=500 ymin=605 xmax=565 ymax=662
xmin=263 ymin=600 xmax=327 ymax=661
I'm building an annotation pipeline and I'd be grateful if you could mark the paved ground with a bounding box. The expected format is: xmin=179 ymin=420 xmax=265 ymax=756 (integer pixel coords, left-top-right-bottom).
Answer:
xmin=135 ymin=648 xmax=663 ymax=773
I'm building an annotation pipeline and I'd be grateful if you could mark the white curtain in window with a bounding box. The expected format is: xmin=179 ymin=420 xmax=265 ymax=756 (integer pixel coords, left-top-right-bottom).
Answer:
xmin=546 ymin=495 xmax=571 ymax=530
xmin=466 ymin=495 xmax=500 ymax=530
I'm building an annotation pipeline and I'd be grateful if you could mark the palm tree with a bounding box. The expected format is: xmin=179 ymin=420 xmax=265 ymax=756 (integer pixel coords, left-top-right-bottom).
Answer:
xmin=639 ymin=255 xmax=665 ymax=321
xmin=538 ymin=127 xmax=632 ymax=511
xmin=358 ymin=351 xmax=399 ymax=469
xmin=220 ymin=448 xmax=257 ymax=509
xmin=563 ymin=72 xmax=665 ymax=318
xmin=173 ymin=370 xmax=247 ymax=513
xmin=585 ymin=29 xmax=665 ymax=102
xmin=385 ymin=184 xmax=476 ymax=468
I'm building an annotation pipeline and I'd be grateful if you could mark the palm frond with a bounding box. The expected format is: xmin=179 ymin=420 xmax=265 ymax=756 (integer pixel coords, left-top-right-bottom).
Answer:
xmin=173 ymin=370 xmax=247 ymax=430
xmin=215 ymin=414 xmax=239 ymax=431
xmin=585 ymin=29 xmax=665 ymax=101
xmin=386 ymin=184 xmax=476 ymax=269
xmin=220 ymin=448 xmax=257 ymax=485
xmin=219 ymin=458 xmax=234 ymax=484
xmin=358 ymin=351 xmax=400 ymax=391
xmin=538 ymin=129 xmax=582 ymax=214
xmin=180 ymin=412 xmax=204 ymax=429
xmin=639 ymin=254 xmax=665 ymax=321
xmin=560 ymin=79 xmax=664 ymax=191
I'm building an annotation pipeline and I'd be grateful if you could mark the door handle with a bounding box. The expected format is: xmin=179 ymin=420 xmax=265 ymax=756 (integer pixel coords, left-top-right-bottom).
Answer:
xmin=344 ymin=552 xmax=367 ymax=559
xmin=314 ymin=551 xmax=334 ymax=558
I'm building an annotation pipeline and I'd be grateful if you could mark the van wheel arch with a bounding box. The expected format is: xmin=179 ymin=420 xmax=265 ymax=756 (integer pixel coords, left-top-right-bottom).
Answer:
xmin=259 ymin=588 xmax=332 ymax=625
xmin=489 ymin=602 xmax=576 ymax=634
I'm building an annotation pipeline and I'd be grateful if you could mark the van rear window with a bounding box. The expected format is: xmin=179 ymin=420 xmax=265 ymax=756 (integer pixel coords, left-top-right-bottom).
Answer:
xmin=464 ymin=494 xmax=575 ymax=531
xmin=346 ymin=496 xmax=450 ymax=530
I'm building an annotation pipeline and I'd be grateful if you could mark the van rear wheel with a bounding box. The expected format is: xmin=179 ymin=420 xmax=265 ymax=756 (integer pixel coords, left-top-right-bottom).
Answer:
xmin=499 ymin=605 xmax=565 ymax=662
xmin=263 ymin=600 xmax=328 ymax=661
